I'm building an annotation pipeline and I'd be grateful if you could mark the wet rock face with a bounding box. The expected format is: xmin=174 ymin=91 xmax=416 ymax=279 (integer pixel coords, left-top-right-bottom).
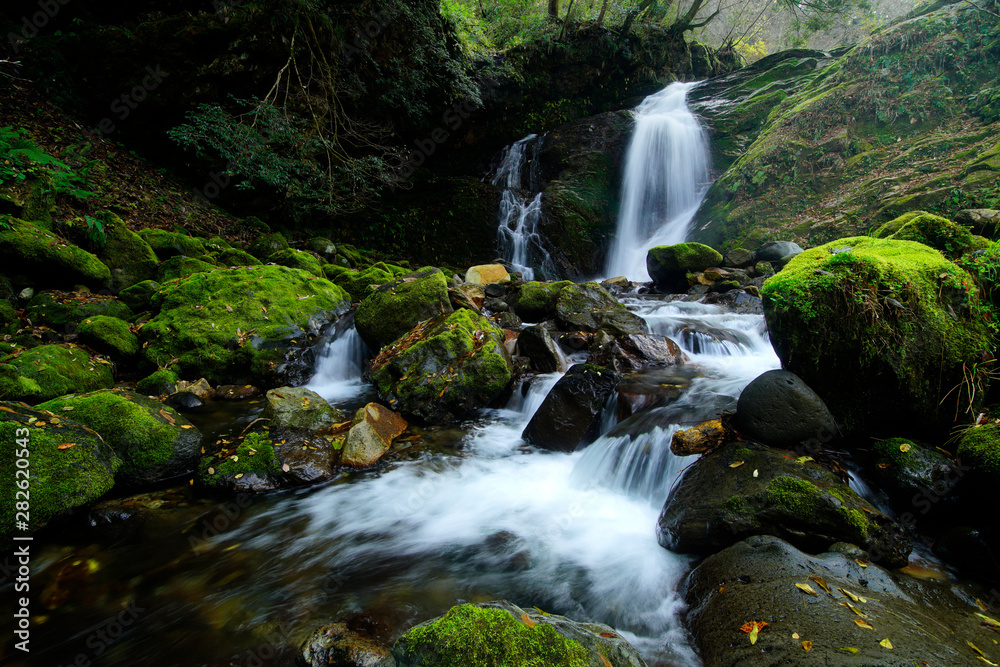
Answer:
xmin=657 ymin=442 xmax=911 ymax=568
xmin=298 ymin=623 xmax=395 ymax=667
xmin=516 ymin=325 xmax=563 ymax=374
xmin=341 ymin=403 xmax=407 ymax=468
xmin=522 ymin=364 xmax=621 ymax=452
xmin=734 ymin=370 xmax=838 ymax=449
xmin=588 ymin=333 xmax=685 ymax=372
xmin=684 ymin=535 xmax=995 ymax=667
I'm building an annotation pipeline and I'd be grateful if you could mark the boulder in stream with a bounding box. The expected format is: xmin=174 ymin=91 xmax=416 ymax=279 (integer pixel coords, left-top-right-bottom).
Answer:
xmin=588 ymin=333 xmax=684 ymax=372
xmin=298 ymin=622 xmax=394 ymax=667
xmin=516 ymin=325 xmax=563 ymax=373
xmin=522 ymin=364 xmax=621 ymax=452
xmin=646 ymin=243 xmax=722 ymax=292
xmin=393 ymin=600 xmax=646 ymax=667
xmin=342 ymin=403 xmax=407 ymax=468
xmin=734 ymin=369 xmax=838 ymax=449
xmin=355 ymin=266 xmax=453 ymax=351
xmin=554 ymin=283 xmax=647 ymax=335
xmin=262 ymin=386 xmax=343 ymax=431
xmin=657 ymin=441 xmax=911 ymax=568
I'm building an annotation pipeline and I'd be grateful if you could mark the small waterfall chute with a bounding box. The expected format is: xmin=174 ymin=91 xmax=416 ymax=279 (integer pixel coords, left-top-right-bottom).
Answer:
xmin=491 ymin=134 xmax=555 ymax=280
xmin=606 ymin=82 xmax=711 ymax=281
xmin=306 ymin=315 xmax=371 ymax=403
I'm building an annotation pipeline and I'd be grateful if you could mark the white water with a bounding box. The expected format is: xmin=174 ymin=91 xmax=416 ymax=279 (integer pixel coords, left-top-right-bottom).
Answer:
xmin=606 ymin=82 xmax=711 ymax=281
xmin=492 ymin=134 xmax=554 ymax=280
xmin=306 ymin=318 xmax=371 ymax=404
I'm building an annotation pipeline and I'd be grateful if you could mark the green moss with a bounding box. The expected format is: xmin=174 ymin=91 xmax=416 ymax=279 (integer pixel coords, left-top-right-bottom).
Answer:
xmin=335 ymin=263 xmax=395 ymax=302
xmin=355 ymin=267 xmax=453 ymax=351
xmin=77 ymin=315 xmax=139 ymax=357
xmin=958 ymin=423 xmax=1000 ymax=479
xmin=215 ymin=247 xmax=262 ymax=267
xmin=874 ymin=211 xmax=975 ymax=258
xmin=94 ymin=213 xmax=159 ymax=290
xmin=838 ymin=506 xmax=870 ymax=536
xmin=269 ymin=248 xmax=323 ymax=277
xmin=764 ymin=476 xmax=822 ymax=515
xmin=248 ymin=232 xmax=288 ymax=261
xmin=874 ymin=437 xmax=920 ymax=471
xmin=141 ymin=265 xmax=350 ymax=383
xmin=38 ymin=389 xmax=198 ymax=484
xmin=0 ymin=345 xmax=113 ymax=403
xmin=205 ymin=236 xmax=232 ymax=251
xmin=137 ymin=368 xmax=179 ymax=395
xmin=138 ymin=228 xmax=206 ymax=260
xmin=0 ymin=402 xmax=120 ymax=541
xmin=25 ymin=291 xmax=134 ymax=329
xmin=0 ymin=216 xmax=110 ymax=288
xmin=398 ymin=604 xmax=590 ymax=667
xmin=118 ymin=280 xmax=161 ymax=312
xmin=198 ymin=432 xmax=280 ymax=488
xmin=158 ymin=256 xmax=217 ymax=282
xmin=510 ymin=280 xmax=573 ymax=321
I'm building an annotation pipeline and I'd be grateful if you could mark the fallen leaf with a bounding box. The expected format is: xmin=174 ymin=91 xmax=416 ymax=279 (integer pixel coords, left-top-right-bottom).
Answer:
xmin=533 ymin=607 xmax=550 ymax=616
xmin=281 ymin=463 xmax=290 ymax=473
xmin=753 ymin=469 xmax=759 ymax=477
xmin=792 ymin=633 xmax=800 ymax=639
xmin=234 ymin=473 xmax=244 ymax=479
xmin=740 ymin=621 xmax=768 ymax=645
xmin=971 ymin=642 xmax=988 ymax=657
xmin=855 ymin=559 xmax=869 ymax=568
xmin=977 ymin=599 xmax=990 ymax=612
xmin=61 ymin=406 xmax=74 ymax=411
xmin=598 ymin=653 xmax=612 ymax=667
xmin=839 ymin=647 xmax=859 ymax=654
xmin=599 ymin=632 xmax=618 ymax=638
xmin=855 ymin=619 xmax=874 ymax=630
xmin=978 ymin=613 xmax=1000 ymax=628
xmin=57 ymin=442 xmax=76 ymax=450
xmin=795 ymin=583 xmax=819 ymax=596
xmin=877 ymin=462 xmax=891 ymax=469
xmin=899 ymin=443 xmax=911 ymax=453
xmin=839 ymin=588 xmax=867 ymax=603
xmin=719 ymin=583 xmax=726 ymax=593
xmin=226 ymin=305 xmax=233 ymax=312
xmin=841 ymin=602 xmax=871 ymax=618
xmin=795 ymin=456 xmax=814 ymax=463
xmin=729 ymin=461 xmax=745 ymax=468
xmin=802 ymin=640 xmax=813 ymax=651
xmin=520 ymin=613 xmax=536 ymax=629
xmin=208 ymin=467 xmax=215 ymax=475
xmin=880 ymin=638 xmax=893 ymax=649
xmin=49 ymin=417 xmax=60 ymax=425
xmin=180 ymin=424 xmax=193 ymax=429
xmin=810 ymin=576 xmax=832 ymax=594
xmin=978 ymin=657 xmax=999 ymax=666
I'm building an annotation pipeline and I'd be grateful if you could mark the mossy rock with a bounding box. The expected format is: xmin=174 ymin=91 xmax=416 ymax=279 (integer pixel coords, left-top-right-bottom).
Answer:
xmin=269 ymin=248 xmax=323 ymax=277
xmin=957 ymin=423 xmax=1000 ymax=488
xmin=508 ymin=280 xmax=574 ymax=322
xmin=0 ymin=345 xmax=114 ymax=403
xmin=158 ymin=256 xmax=217 ymax=282
xmin=762 ymin=237 xmax=992 ymax=435
xmin=136 ymin=368 xmax=179 ymax=396
xmin=25 ymin=291 xmax=134 ymax=331
xmin=647 ymin=243 xmax=723 ymax=291
xmin=322 ymin=263 xmax=353 ymax=281
xmin=77 ymin=315 xmax=139 ymax=358
xmin=0 ymin=402 xmax=120 ymax=544
xmin=0 ymin=300 xmax=19 ymax=337
xmin=215 ymin=247 xmax=262 ymax=267
xmin=394 ymin=600 xmax=645 ymax=667
xmin=334 ymin=263 xmax=396 ymax=302
xmin=205 ymin=236 xmax=232 ymax=251
xmin=336 ymin=243 xmax=365 ymax=268
xmin=871 ymin=437 xmax=961 ymax=507
xmin=247 ymin=232 xmax=288 ymax=261
xmin=262 ymin=386 xmax=342 ymax=430
xmin=355 ymin=267 xmax=453 ymax=351
xmin=141 ymin=265 xmax=350 ymax=384
xmin=118 ymin=280 xmax=161 ymax=313
xmin=370 ymin=309 xmax=513 ymax=425
xmin=874 ymin=211 xmax=976 ymax=258
xmin=0 ymin=216 xmax=110 ymax=289
xmin=38 ymin=389 xmax=202 ymax=487
xmin=657 ymin=441 xmax=911 ymax=567
xmin=306 ymin=237 xmax=336 ymax=259
xmin=198 ymin=432 xmax=284 ymax=493
xmin=138 ymin=228 xmax=206 ymax=261
xmin=553 ymin=283 xmax=647 ymax=335
xmin=94 ymin=213 xmax=159 ymax=290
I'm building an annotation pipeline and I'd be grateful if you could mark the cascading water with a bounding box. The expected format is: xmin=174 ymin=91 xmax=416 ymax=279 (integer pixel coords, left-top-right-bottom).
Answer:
xmin=306 ymin=314 xmax=371 ymax=404
xmin=491 ymin=134 xmax=555 ymax=280
xmin=606 ymin=82 xmax=711 ymax=281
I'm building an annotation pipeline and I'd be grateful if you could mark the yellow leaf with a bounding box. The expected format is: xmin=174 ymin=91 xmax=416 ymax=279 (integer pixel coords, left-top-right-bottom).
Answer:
xmin=978 ymin=613 xmax=1000 ymax=628
xmin=729 ymin=460 xmax=745 ymax=468
xmin=978 ymin=599 xmax=990 ymax=612
xmin=810 ymin=576 xmax=832 ymax=594
xmin=208 ymin=467 xmax=215 ymax=475
xmin=899 ymin=443 xmax=911 ymax=453
xmin=753 ymin=469 xmax=759 ymax=477
xmin=839 ymin=647 xmax=859 ymax=654
xmin=839 ymin=588 xmax=867 ymax=603
xmin=880 ymin=638 xmax=893 ymax=649
xmin=802 ymin=640 xmax=813 ymax=651
xmin=795 ymin=583 xmax=818 ymax=596
xmin=598 ymin=653 xmax=612 ymax=667
xmin=520 ymin=613 xmax=536 ymax=629
xmin=792 ymin=633 xmax=800 ymax=639
xmin=971 ymin=642 xmax=987 ymax=657
xmin=234 ymin=473 xmax=244 ymax=479
xmin=795 ymin=456 xmax=814 ymax=463
xmin=855 ymin=559 xmax=869 ymax=568
xmin=854 ymin=619 xmax=874 ymax=630
xmin=180 ymin=424 xmax=193 ymax=429
xmin=533 ymin=607 xmax=550 ymax=616
xmin=978 ymin=657 xmax=1000 ymax=666
xmin=749 ymin=624 xmax=760 ymax=645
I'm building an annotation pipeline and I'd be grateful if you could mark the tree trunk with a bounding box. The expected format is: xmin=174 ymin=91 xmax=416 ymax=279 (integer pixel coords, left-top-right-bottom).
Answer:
xmin=548 ymin=0 xmax=559 ymax=17
xmin=621 ymin=0 xmax=657 ymax=34
xmin=597 ymin=0 xmax=609 ymax=25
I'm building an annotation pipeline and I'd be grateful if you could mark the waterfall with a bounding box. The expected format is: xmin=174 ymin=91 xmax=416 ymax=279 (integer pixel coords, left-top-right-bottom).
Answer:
xmin=306 ymin=315 xmax=370 ymax=403
xmin=491 ymin=134 xmax=554 ymax=280
xmin=606 ymin=82 xmax=711 ymax=281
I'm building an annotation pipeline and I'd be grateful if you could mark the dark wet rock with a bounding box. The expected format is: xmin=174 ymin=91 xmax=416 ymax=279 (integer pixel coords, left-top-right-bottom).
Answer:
xmin=448 ymin=286 xmax=482 ymax=312
xmin=370 ymin=309 xmax=513 ymax=425
xmin=701 ymin=290 xmax=762 ymax=314
xmin=671 ymin=419 xmax=728 ymax=456
xmin=483 ymin=297 xmax=509 ymax=313
xmin=559 ymin=331 xmax=590 ymax=351
xmin=522 ymin=364 xmax=621 ymax=452
xmin=756 ymin=240 xmax=803 ymax=262
xmin=684 ymin=535 xmax=994 ymax=667
xmin=355 ymin=267 xmax=453 ymax=351
xmin=271 ymin=427 xmax=339 ymax=484
xmin=167 ymin=390 xmax=205 ymax=410
xmin=298 ymin=623 xmax=394 ymax=667
xmin=262 ymin=386 xmax=342 ymax=431
xmin=553 ymin=283 xmax=647 ymax=335
xmin=955 ymin=208 xmax=1000 ymax=238
xmin=215 ymin=384 xmax=263 ymax=400
xmin=341 ymin=403 xmax=407 ymax=468
xmin=870 ymin=437 xmax=962 ymax=510
xmin=517 ymin=325 xmax=563 ymax=373
xmin=615 ymin=371 xmax=690 ymax=421
xmin=657 ymin=441 xmax=911 ymax=567
xmin=587 ymin=333 xmax=684 ymax=372
xmin=723 ymin=248 xmax=755 ymax=268
xmin=735 ymin=370 xmax=839 ymax=449
xmin=393 ymin=600 xmax=645 ymax=667
xmin=483 ymin=283 xmax=507 ymax=298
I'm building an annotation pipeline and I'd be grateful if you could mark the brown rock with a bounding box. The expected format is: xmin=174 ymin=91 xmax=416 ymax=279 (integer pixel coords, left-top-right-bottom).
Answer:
xmin=465 ymin=264 xmax=511 ymax=285
xmin=175 ymin=377 xmax=215 ymax=400
xmin=671 ymin=419 xmax=728 ymax=456
xmin=341 ymin=403 xmax=407 ymax=468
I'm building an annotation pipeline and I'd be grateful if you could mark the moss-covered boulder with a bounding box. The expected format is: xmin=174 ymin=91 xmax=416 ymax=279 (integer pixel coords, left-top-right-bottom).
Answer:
xmin=657 ymin=441 xmax=911 ymax=567
xmin=0 ymin=402 xmax=120 ymax=543
xmin=261 ymin=386 xmax=342 ymax=430
xmin=647 ymin=243 xmax=723 ymax=292
xmin=355 ymin=267 xmax=453 ymax=351
xmin=508 ymin=280 xmax=574 ymax=322
xmin=0 ymin=216 xmax=110 ymax=289
xmin=93 ymin=214 xmax=159 ymax=290
xmin=334 ymin=264 xmax=396 ymax=302
xmin=247 ymin=232 xmax=288 ymax=260
xmin=215 ymin=247 xmax=262 ymax=267
xmin=118 ymin=280 xmax=161 ymax=312
xmin=370 ymin=309 xmax=513 ymax=424
xmin=157 ymin=256 xmax=217 ymax=282
xmin=136 ymin=368 xmax=179 ymax=396
xmin=138 ymin=228 xmax=206 ymax=260
xmin=141 ymin=265 xmax=350 ymax=384
xmin=553 ymin=283 xmax=647 ymax=335
xmin=25 ymin=291 xmax=134 ymax=330
xmin=393 ymin=601 xmax=645 ymax=667
xmin=870 ymin=437 xmax=961 ymax=509
xmin=957 ymin=423 xmax=1000 ymax=491
xmin=874 ymin=211 xmax=976 ymax=258
xmin=0 ymin=345 xmax=114 ymax=403
xmin=38 ymin=389 xmax=202 ymax=487
xmin=198 ymin=431 xmax=285 ymax=493
xmin=762 ymin=237 xmax=992 ymax=435
xmin=269 ymin=248 xmax=323 ymax=277
xmin=77 ymin=315 xmax=139 ymax=358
